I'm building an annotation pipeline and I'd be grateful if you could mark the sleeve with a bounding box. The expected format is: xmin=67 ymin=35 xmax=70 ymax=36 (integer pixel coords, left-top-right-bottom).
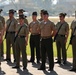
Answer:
xmin=39 ymin=22 xmax=43 ymax=29
xmin=55 ymin=22 xmax=59 ymax=30
xmin=0 ymin=22 xmax=3 ymax=30
xmin=6 ymin=20 xmax=9 ymax=27
xmin=24 ymin=19 xmax=28 ymax=25
xmin=2 ymin=17 xmax=5 ymax=26
xmin=25 ymin=26 xmax=29 ymax=36
xmin=28 ymin=23 xmax=31 ymax=32
xmin=65 ymin=23 xmax=69 ymax=32
xmin=51 ymin=22 xmax=55 ymax=31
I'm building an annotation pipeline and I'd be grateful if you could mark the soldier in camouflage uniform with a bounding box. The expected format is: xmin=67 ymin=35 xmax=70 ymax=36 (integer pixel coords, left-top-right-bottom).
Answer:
xmin=55 ymin=13 xmax=69 ymax=64
xmin=28 ymin=12 xmax=40 ymax=63
xmin=12 ymin=15 xmax=29 ymax=70
xmin=38 ymin=10 xmax=55 ymax=71
xmin=5 ymin=9 xmax=17 ymax=62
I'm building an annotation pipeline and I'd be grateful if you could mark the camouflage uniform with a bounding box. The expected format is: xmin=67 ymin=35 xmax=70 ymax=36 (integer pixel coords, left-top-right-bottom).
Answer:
xmin=29 ymin=20 xmax=40 ymax=63
xmin=55 ymin=21 xmax=69 ymax=64
xmin=6 ymin=9 xmax=17 ymax=62
xmin=15 ymin=20 xmax=29 ymax=69
xmin=39 ymin=19 xmax=55 ymax=70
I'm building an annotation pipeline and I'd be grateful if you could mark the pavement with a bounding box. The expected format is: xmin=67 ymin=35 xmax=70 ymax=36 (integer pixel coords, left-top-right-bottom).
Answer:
xmin=0 ymin=55 xmax=76 ymax=75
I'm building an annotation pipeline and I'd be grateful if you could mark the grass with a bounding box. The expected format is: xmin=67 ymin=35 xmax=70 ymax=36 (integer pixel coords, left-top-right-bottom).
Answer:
xmin=3 ymin=16 xmax=74 ymax=58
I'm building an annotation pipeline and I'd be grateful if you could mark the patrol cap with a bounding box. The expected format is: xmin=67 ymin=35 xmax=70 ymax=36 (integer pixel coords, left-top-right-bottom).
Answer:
xmin=9 ymin=9 xmax=16 ymax=14
xmin=0 ymin=9 xmax=3 ymax=12
xmin=43 ymin=10 xmax=49 ymax=15
xmin=19 ymin=14 xmax=25 ymax=19
xmin=59 ymin=13 xmax=67 ymax=17
xmin=19 ymin=9 xmax=25 ymax=13
xmin=32 ymin=12 xmax=37 ymax=16
xmin=40 ymin=9 xmax=45 ymax=14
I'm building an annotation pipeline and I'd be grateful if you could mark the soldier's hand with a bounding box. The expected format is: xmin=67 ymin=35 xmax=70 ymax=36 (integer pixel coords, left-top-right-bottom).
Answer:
xmin=65 ymin=39 xmax=67 ymax=43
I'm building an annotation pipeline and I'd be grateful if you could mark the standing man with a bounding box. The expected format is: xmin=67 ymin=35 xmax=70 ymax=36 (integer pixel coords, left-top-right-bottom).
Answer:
xmin=12 ymin=15 xmax=29 ymax=70
xmin=38 ymin=10 xmax=55 ymax=71
xmin=55 ymin=13 xmax=69 ymax=64
xmin=0 ymin=19 xmax=4 ymax=66
xmin=28 ymin=12 xmax=40 ymax=63
xmin=69 ymin=11 xmax=76 ymax=71
xmin=18 ymin=9 xmax=28 ymax=25
xmin=5 ymin=9 xmax=17 ymax=62
xmin=0 ymin=9 xmax=5 ymax=57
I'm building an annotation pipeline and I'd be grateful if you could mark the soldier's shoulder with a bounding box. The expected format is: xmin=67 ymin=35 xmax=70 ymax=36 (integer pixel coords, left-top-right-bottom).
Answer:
xmin=36 ymin=20 xmax=40 ymax=24
xmin=25 ymin=18 xmax=27 ymax=20
xmin=29 ymin=21 xmax=33 ymax=25
xmin=48 ymin=20 xmax=54 ymax=25
xmin=24 ymin=23 xmax=28 ymax=27
xmin=0 ymin=15 xmax=4 ymax=18
xmin=7 ymin=19 xmax=10 ymax=22
xmin=72 ymin=19 xmax=76 ymax=23
xmin=13 ymin=18 xmax=17 ymax=21
xmin=64 ymin=21 xmax=69 ymax=25
xmin=40 ymin=20 xmax=44 ymax=24
xmin=57 ymin=21 xmax=60 ymax=24
xmin=71 ymin=20 xmax=76 ymax=26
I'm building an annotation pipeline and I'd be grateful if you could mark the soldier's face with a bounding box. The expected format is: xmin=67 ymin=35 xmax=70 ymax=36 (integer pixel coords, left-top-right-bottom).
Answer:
xmin=32 ymin=15 xmax=37 ymax=20
xmin=43 ymin=15 xmax=48 ymax=21
xmin=9 ymin=13 xmax=14 ymax=18
xmin=59 ymin=16 xmax=64 ymax=21
xmin=19 ymin=19 xmax=24 ymax=24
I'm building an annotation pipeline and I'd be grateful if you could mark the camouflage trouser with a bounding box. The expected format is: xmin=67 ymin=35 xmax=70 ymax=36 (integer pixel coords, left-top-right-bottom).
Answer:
xmin=15 ymin=37 xmax=27 ymax=67
xmin=56 ymin=35 xmax=66 ymax=62
xmin=6 ymin=33 xmax=16 ymax=60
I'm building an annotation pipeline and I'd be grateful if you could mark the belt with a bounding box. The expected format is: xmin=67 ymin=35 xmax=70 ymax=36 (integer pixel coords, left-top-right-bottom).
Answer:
xmin=7 ymin=31 xmax=15 ymax=34
xmin=41 ymin=36 xmax=51 ymax=39
xmin=58 ymin=34 xmax=65 ymax=37
xmin=31 ymin=33 xmax=40 ymax=35
xmin=18 ymin=36 xmax=25 ymax=38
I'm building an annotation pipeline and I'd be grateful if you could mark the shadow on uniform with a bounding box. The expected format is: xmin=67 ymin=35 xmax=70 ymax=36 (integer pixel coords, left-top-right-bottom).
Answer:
xmin=16 ymin=69 xmax=33 ymax=75
xmin=58 ymin=61 xmax=72 ymax=70
xmin=43 ymin=70 xmax=58 ymax=75
xmin=0 ymin=67 xmax=6 ymax=75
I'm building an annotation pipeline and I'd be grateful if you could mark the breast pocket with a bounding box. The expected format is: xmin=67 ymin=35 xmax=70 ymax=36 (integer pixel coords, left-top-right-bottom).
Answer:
xmin=61 ymin=26 xmax=66 ymax=32
xmin=11 ymin=21 xmax=15 ymax=25
xmin=46 ymin=25 xmax=51 ymax=29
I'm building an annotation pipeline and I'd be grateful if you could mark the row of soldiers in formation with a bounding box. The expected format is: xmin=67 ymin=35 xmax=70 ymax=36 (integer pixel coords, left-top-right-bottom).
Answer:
xmin=0 ymin=8 xmax=76 ymax=72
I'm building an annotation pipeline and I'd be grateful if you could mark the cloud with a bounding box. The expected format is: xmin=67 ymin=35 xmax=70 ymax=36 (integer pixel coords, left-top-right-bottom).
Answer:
xmin=52 ymin=0 xmax=58 ymax=5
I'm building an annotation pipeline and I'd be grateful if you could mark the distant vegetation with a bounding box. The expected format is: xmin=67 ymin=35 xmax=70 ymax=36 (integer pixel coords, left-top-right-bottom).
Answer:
xmin=1 ymin=0 xmax=76 ymax=16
